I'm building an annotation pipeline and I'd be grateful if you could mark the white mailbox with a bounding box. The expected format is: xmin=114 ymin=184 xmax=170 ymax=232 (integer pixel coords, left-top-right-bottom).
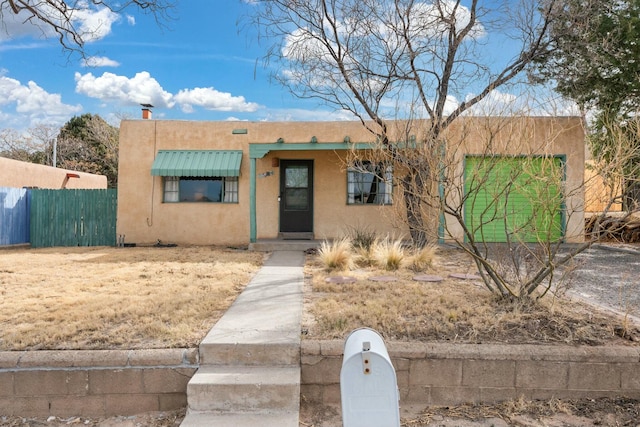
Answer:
xmin=340 ymin=328 xmax=400 ymax=427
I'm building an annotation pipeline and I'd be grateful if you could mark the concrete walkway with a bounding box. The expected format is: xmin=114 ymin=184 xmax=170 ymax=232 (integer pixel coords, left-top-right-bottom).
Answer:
xmin=180 ymin=251 xmax=305 ymax=427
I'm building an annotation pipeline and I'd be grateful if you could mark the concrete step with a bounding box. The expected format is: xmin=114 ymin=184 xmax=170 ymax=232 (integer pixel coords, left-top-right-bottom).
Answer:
xmin=180 ymin=410 xmax=299 ymax=427
xmin=249 ymin=239 xmax=320 ymax=252
xmin=187 ymin=365 xmax=300 ymax=413
xmin=199 ymin=340 xmax=300 ymax=366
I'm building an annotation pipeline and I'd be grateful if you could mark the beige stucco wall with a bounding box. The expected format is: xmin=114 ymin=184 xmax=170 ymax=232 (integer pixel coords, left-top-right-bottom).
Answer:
xmin=117 ymin=120 xmax=406 ymax=246
xmin=254 ymin=150 xmax=408 ymax=241
xmin=117 ymin=117 xmax=584 ymax=246
xmin=116 ymin=121 xmax=251 ymax=246
xmin=0 ymin=157 xmax=107 ymax=189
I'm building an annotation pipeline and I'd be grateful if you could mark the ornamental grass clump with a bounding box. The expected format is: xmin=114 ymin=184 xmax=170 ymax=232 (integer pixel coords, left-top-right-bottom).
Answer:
xmin=318 ymin=238 xmax=355 ymax=271
xmin=373 ymin=238 xmax=405 ymax=271
xmin=408 ymin=244 xmax=438 ymax=272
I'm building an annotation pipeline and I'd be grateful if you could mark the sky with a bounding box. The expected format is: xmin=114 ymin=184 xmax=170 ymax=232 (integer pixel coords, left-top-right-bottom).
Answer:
xmin=0 ymin=0 xmax=351 ymax=132
xmin=0 ymin=1 xmax=576 ymax=133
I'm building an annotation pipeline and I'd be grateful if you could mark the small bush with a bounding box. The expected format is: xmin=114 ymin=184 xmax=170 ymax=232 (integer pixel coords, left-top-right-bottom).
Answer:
xmin=345 ymin=225 xmax=380 ymax=267
xmin=373 ymin=238 xmax=405 ymax=271
xmin=318 ymin=238 xmax=354 ymax=271
xmin=408 ymin=245 xmax=438 ymax=272
xmin=347 ymin=225 xmax=378 ymax=252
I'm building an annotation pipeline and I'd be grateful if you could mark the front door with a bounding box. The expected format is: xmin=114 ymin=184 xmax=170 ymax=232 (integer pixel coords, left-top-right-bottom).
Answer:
xmin=279 ymin=160 xmax=314 ymax=235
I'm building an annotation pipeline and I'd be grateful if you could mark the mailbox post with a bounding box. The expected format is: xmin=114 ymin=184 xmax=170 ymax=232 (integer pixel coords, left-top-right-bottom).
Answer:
xmin=340 ymin=328 xmax=400 ymax=427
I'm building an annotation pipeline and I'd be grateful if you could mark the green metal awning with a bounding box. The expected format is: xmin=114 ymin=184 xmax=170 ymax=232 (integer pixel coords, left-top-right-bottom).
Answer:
xmin=151 ymin=150 xmax=242 ymax=177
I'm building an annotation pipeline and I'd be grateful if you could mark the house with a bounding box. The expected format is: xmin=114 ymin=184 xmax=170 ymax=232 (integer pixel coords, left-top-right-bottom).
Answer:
xmin=116 ymin=116 xmax=585 ymax=247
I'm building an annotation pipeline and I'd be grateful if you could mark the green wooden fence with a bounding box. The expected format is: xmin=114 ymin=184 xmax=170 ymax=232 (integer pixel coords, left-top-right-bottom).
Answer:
xmin=30 ymin=189 xmax=117 ymax=248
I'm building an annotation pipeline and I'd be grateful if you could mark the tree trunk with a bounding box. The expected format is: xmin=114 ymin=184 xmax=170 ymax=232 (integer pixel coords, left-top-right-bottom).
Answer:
xmin=402 ymin=171 xmax=428 ymax=247
xmin=623 ymin=179 xmax=640 ymax=211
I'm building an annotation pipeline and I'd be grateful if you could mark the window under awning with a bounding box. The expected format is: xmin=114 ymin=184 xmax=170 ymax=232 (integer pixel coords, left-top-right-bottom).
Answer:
xmin=150 ymin=150 xmax=243 ymax=177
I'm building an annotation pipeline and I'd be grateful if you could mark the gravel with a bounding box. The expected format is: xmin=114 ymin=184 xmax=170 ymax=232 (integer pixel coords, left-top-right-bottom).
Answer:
xmin=566 ymin=243 xmax=640 ymax=327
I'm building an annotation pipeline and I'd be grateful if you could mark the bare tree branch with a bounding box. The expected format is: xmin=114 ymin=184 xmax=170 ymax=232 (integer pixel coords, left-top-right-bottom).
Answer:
xmin=0 ymin=0 xmax=176 ymax=56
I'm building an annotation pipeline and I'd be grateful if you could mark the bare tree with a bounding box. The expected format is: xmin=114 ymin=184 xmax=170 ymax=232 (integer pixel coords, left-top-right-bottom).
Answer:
xmin=249 ymin=1 xmax=640 ymax=299
xmin=435 ymin=116 xmax=585 ymax=298
xmin=28 ymin=124 xmax=60 ymax=165
xmin=0 ymin=124 xmax=59 ymax=164
xmin=248 ymin=0 xmax=557 ymax=246
xmin=345 ymin=114 xmax=639 ymax=299
xmin=0 ymin=0 xmax=175 ymax=55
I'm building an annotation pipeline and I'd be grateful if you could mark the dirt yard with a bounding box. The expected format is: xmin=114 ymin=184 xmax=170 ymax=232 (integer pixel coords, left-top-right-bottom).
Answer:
xmin=0 ymin=246 xmax=264 ymax=350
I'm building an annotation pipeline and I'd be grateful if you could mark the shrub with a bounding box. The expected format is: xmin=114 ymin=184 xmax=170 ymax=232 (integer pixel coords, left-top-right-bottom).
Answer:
xmin=318 ymin=238 xmax=354 ymax=271
xmin=347 ymin=225 xmax=378 ymax=252
xmin=345 ymin=225 xmax=380 ymax=267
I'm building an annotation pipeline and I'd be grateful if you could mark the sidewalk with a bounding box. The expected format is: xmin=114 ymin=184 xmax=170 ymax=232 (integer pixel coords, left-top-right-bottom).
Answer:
xmin=180 ymin=250 xmax=305 ymax=427
xmin=199 ymin=250 xmax=305 ymax=356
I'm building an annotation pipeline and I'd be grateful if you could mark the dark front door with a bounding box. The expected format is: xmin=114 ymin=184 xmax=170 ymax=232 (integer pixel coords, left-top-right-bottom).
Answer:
xmin=279 ymin=160 xmax=313 ymax=234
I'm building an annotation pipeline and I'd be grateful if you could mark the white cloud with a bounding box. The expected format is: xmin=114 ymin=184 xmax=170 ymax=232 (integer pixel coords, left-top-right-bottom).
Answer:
xmin=174 ymin=87 xmax=260 ymax=113
xmin=126 ymin=15 xmax=136 ymax=26
xmin=0 ymin=2 xmax=119 ymax=44
xmin=73 ymin=6 xmax=120 ymax=43
xmin=74 ymin=71 xmax=174 ymax=108
xmin=74 ymin=72 xmax=262 ymax=115
xmin=466 ymin=90 xmax=519 ymax=115
xmin=259 ymin=108 xmax=356 ymax=122
xmin=283 ymin=1 xmax=484 ymax=61
xmin=409 ymin=0 xmax=485 ymax=39
xmin=81 ymin=56 xmax=121 ymax=68
xmin=0 ymin=75 xmax=82 ymax=128
xmin=463 ymin=89 xmax=580 ymax=117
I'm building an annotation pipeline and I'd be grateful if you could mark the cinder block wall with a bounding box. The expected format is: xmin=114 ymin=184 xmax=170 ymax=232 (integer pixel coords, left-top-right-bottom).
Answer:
xmin=3 ymin=343 xmax=639 ymax=418
xmin=301 ymin=341 xmax=640 ymax=406
xmin=0 ymin=349 xmax=198 ymax=417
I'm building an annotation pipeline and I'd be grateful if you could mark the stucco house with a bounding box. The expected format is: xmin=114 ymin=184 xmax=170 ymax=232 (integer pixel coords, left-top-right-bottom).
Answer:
xmin=116 ymin=116 xmax=585 ymax=247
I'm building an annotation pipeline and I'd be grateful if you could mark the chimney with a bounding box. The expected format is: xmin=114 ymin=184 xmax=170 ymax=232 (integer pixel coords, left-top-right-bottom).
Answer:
xmin=141 ymin=104 xmax=154 ymax=119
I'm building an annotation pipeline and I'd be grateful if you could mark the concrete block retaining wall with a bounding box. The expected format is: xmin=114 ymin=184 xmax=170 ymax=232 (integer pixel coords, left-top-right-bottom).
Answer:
xmin=301 ymin=341 xmax=640 ymax=407
xmin=0 ymin=349 xmax=198 ymax=417
xmin=2 ymin=343 xmax=640 ymax=418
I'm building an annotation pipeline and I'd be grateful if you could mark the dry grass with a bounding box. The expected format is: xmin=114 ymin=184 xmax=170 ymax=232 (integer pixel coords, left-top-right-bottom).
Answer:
xmin=0 ymin=246 xmax=263 ymax=350
xmin=409 ymin=396 xmax=640 ymax=425
xmin=304 ymin=246 xmax=637 ymax=345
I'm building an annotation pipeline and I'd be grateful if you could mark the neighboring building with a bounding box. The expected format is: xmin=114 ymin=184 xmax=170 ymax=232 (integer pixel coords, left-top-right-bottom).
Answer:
xmin=0 ymin=157 xmax=107 ymax=189
xmin=116 ymin=117 xmax=585 ymax=247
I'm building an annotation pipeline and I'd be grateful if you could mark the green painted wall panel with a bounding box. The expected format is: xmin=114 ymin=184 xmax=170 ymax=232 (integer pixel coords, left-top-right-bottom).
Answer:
xmin=464 ymin=156 xmax=564 ymax=243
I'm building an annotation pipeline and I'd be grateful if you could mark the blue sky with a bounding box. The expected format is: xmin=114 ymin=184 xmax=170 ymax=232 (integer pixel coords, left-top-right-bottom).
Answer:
xmin=0 ymin=1 xmax=576 ymax=132
xmin=0 ymin=1 xmax=349 ymax=131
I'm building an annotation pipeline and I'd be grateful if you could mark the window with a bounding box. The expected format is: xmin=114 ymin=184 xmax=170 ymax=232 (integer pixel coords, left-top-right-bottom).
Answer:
xmin=347 ymin=161 xmax=393 ymax=205
xmin=163 ymin=176 xmax=238 ymax=203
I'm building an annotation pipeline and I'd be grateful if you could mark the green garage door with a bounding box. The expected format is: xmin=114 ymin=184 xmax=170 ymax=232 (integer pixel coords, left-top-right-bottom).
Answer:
xmin=464 ymin=156 xmax=565 ymax=243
